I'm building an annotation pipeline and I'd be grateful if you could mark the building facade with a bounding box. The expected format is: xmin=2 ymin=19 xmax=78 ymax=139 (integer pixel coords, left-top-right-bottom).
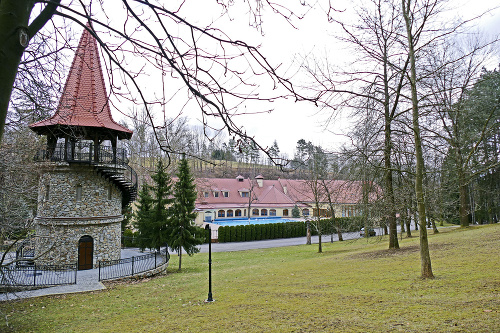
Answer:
xmin=194 ymin=175 xmax=373 ymax=225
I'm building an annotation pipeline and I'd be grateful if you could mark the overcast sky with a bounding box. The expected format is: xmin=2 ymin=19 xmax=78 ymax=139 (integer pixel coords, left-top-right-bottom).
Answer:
xmin=85 ymin=0 xmax=500 ymax=157
xmin=199 ymin=0 xmax=500 ymax=157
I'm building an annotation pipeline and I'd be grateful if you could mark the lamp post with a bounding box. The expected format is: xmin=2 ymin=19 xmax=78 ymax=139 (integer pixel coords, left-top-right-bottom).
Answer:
xmin=205 ymin=224 xmax=214 ymax=302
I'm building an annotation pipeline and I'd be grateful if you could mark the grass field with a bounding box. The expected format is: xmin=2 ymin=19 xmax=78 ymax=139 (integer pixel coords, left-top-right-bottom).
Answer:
xmin=1 ymin=224 xmax=499 ymax=332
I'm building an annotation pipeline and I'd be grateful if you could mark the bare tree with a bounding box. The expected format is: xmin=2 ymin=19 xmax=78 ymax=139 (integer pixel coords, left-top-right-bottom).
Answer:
xmin=302 ymin=0 xmax=410 ymax=249
xmin=0 ymin=1 xmax=319 ymax=167
xmin=422 ymin=34 xmax=499 ymax=227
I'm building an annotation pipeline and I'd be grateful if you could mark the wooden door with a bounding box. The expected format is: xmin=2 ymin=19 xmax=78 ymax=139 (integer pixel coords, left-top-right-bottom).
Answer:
xmin=78 ymin=236 xmax=93 ymax=270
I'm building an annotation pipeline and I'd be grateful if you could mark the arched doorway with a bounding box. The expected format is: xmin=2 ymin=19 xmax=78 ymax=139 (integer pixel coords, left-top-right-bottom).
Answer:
xmin=78 ymin=235 xmax=93 ymax=270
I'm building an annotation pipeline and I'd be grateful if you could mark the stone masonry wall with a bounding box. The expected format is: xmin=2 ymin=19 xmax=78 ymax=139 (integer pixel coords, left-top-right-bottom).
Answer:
xmin=34 ymin=162 xmax=123 ymax=267
xmin=37 ymin=163 xmax=121 ymax=218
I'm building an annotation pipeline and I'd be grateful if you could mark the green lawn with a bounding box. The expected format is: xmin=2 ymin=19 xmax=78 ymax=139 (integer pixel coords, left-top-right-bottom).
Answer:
xmin=2 ymin=224 xmax=499 ymax=332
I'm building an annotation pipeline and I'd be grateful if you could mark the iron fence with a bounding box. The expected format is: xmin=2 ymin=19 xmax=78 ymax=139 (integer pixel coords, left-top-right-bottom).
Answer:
xmin=0 ymin=263 xmax=77 ymax=287
xmin=98 ymin=250 xmax=169 ymax=281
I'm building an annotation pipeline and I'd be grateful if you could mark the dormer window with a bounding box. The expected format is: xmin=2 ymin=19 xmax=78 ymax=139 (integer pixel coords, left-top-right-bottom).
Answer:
xmin=214 ymin=191 xmax=219 ymax=198
xmin=204 ymin=191 xmax=209 ymax=198
xmin=241 ymin=191 xmax=249 ymax=198
xmin=223 ymin=191 xmax=229 ymax=198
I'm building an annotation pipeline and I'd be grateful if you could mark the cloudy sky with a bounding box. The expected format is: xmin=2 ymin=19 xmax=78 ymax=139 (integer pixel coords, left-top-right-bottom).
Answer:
xmin=71 ymin=0 xmax=499 ymax=157
xmin=174 ymin=0 xmax=500 ymax=157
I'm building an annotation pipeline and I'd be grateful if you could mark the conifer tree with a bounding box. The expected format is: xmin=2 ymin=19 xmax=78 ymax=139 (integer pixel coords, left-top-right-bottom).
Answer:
xmin=169 ymin=155 xmax=203 ymax=271
xmin=134 ymin=183 xmax=153 ymax=251
xmin=149 ymin=158 xmax=174 ymax=251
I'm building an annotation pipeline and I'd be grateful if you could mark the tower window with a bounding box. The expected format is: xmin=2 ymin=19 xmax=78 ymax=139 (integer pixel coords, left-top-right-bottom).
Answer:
xmin=108 ymin=185 xmax=113 ymax=200
xmin=45 ymin=184 xmax=50 ymax=201
xmin=76 ymin=185 xmax=83 ymax=201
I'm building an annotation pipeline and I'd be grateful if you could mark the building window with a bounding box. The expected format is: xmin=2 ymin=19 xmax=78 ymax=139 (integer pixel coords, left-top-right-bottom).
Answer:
xmin=218 ymin=210 xmax=225 ymax=218
xmin=223 ymin=191 xmax=229 ymax=198
xmin=241 ymin=191 xmax=249 ymax=197
xmin=204 ymin=192 xmax=209 ymax=198
xmin=261 ymin=209 xmax=268 ymax=216
xmin=283 ymin=209 xmax=289 ymax=217
xmin=270 ymin=209 xmax=276 ymax=216
xmin=214 ymin=192 xmax=219 ymax=198
xmin=76 ymin=185 xmax=83 ymax=201
xmin=252 ymin=209 xmax=259 ymax=216
xmin=45 ymin=184 xmax=50 ymax=201
xmin=235 ymin=209 xmax=242 ymax=217
xmin=227 ymin=210 xmax=234 ymax=217
xmin=302 ymin=208 xmax=310 ymax=216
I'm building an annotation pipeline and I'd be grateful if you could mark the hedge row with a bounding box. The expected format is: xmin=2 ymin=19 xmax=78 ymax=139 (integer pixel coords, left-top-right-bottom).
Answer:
xmin=217 ymin=222 xmax=305 ymax=243
xmin=309 ymin=216 xmax=364 ymax=235
xmin=217 ymin=217 xmax=363 ymax=243
xmin=123 ymin=228 xmax=211 ymax=247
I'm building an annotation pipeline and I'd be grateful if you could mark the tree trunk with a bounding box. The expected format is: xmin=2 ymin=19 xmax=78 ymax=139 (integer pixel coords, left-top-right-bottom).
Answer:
xmin=306 ymin=221 xmax=311 ymax=245
xmin=458 ymin=172 xmax=470 ymax=227
xmin=337 ymin=218 xmax=343 ymax=242
xmin=0 ymin=1 xmax=32 ymax=141
xmin=0 ymin=0 xmax=59 ymax=142
xmin=318 ymin=232 xmax=322 ymax=253
xmin=402 ymin=0 xmax=434 ymax=279
xmin=178 ymin=247 xmax=182 ymax=271
xmin=432 ymin=219 xmax=439 ymax=234
xmin=383 ymin=48 xmax=399 ymax=249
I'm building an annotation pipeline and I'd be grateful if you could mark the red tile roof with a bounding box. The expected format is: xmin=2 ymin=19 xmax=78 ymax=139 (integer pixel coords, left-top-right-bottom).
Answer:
xmin=194 ymin=176 xmax=378 ymax=210
xmin=29 ymin=24 xmax=132 ymax=140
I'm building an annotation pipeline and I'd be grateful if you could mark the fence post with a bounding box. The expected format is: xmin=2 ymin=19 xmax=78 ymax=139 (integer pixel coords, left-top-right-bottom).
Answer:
xmin=75 ymin=264 xmax=78 ymax=284
xmin=132 ymin=256 xmax=135 ymax=276
xmin=33 ymin=264 xmax=37 ymax=286
xmin=155 ymin=252 xmax=157 ymax=268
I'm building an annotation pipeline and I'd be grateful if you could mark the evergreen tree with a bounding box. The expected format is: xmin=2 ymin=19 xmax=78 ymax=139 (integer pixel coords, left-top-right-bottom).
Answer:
xmin=149 ymin=158 xmax=174 ymax=250
xmin=169 ymin=155 xmax=203 ymax=271
xmin=134 ymin=183 xmax=154 ymax=251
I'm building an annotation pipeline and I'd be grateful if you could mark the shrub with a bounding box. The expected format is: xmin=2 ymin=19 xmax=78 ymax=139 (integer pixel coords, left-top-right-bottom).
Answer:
xmin=245 ymin=225 xmax=252 ymax=241
xmin=122 ymin=229 xmax=136 ymax=247
xmin=269 ymin=223 xmax=275 ymax=239
xmin=218 ymin=226 xmax=226 ymax=243
xmin=237 ymin=225 xmax=244 ymax=242
xmin=255 ymin=224 xmax=262 ymax=240
xmin=230 ymin=226 xmax=237 ymax=242
xmin=262 ymin=224 xmax=269 ymax=240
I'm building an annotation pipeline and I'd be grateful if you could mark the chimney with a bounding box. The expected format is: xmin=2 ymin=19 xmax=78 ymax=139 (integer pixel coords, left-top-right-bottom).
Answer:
xmin=255 ymin=174 xmax=264 ymax=188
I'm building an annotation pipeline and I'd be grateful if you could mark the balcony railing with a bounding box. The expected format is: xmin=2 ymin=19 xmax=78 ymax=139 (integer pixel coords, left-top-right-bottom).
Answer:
xmin=35 ymin=142 xmax=128 ymax=165
xmin=35 ymin=142 xmax=137 ymax=206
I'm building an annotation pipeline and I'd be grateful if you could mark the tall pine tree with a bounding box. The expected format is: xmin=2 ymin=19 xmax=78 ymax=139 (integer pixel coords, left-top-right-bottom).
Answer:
xmin=169 ymin=155 xmax=203 ymax=271
xmin=134 ymin=182 xmax=153 ymax=251
xmin=149 ymin=158 xmax=174 ymax=251
xmin=135 ymin=159 xmax=173 ymax=251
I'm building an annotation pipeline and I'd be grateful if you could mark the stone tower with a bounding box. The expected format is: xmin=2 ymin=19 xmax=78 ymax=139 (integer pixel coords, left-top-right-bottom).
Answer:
xmin=29 ymin=24 xmax=136 ymax=270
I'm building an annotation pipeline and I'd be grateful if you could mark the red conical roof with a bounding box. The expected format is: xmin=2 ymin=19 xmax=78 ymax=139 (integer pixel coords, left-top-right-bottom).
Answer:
xmin=30 ymin=24 xmax=132 ymax=140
